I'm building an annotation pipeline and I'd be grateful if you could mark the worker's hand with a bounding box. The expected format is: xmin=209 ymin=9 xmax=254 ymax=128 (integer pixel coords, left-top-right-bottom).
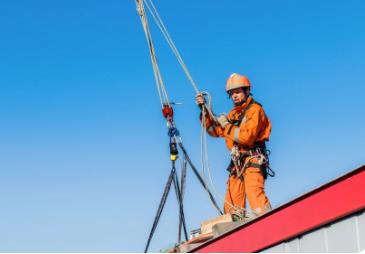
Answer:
xmin=217 ymin=114 xmax=229 ymax=128
xmin=195 ymin=93 xmax=205 ymax=107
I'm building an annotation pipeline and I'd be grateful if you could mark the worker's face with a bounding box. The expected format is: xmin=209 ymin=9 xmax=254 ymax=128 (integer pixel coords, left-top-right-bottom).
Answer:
xmin=229 ymin=88 xmax=247 ymax=105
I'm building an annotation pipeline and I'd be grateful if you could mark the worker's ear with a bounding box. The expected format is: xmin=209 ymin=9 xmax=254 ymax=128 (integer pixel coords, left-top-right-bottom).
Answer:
xmin=243 ymin=87 xmax=250 ymax=96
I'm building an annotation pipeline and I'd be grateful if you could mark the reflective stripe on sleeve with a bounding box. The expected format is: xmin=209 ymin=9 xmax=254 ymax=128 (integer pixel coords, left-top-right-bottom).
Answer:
xmin=233 ymin=126 xmax=240 ymax=143
xmin=241 ymin=116 xmax=247 ymax=124
xmin=207 ymin=125 xmax=215 ymax=133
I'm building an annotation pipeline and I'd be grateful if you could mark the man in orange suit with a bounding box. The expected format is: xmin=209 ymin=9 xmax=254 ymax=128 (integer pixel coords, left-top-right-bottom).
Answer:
xmin=196 ymin=73 xmax=272 ymax=216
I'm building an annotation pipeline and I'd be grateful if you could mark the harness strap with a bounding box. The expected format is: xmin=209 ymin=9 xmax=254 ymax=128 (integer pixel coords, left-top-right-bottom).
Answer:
xmin=227 ymin=143 xmax=275 ymax=180
xmin=225 ymin=98 xmax=275 ymax=180
xmin=228 ymin=159 xmax=267 ymax=179
xmin=227 ymin=98 xmax=259 ymax=136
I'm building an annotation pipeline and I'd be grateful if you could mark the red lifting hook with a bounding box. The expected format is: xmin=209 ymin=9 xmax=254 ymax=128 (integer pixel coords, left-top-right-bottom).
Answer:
xmin=162 ymin=104 xmax=174 ymax=121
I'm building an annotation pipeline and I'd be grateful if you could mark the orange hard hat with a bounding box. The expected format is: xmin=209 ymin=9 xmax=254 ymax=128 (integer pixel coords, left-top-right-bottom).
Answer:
xmin=225 ymin=73 xmax=251 ymax=92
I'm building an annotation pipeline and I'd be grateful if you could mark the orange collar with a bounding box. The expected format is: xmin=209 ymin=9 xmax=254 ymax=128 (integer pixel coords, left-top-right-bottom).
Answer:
xmin=233 ymin=96 xmax=253 ymax=112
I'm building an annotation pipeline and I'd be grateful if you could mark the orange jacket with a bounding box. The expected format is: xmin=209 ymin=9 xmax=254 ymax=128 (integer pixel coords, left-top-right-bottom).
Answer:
xmin=202 ymin=96 xmax=271 ymax=151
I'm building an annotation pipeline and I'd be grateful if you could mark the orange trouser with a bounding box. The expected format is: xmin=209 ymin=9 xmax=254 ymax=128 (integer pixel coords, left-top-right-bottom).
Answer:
xmin=224 ymin=166 xmax=271 ymax=215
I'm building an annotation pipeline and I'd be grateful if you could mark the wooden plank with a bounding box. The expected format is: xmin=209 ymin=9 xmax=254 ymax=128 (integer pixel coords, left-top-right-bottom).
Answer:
xmin=200 ymin=213 xmax=232 ymax=234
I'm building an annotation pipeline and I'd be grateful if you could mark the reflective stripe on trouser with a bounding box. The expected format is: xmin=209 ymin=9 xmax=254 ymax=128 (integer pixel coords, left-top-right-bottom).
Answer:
xmin=224 ymin=166 xmax=271 ymax=214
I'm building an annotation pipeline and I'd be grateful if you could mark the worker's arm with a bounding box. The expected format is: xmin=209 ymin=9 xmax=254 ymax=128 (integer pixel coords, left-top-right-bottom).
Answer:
xmin=200 ymin=112 xmax=225 ymax=137
xmin=196 ymin=93 xmax=225 ymax=137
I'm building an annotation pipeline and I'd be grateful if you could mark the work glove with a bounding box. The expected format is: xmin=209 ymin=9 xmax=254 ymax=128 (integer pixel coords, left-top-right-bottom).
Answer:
xmin=195 ymin=93 xmax=205 ymax=107
xmin=216 ymin=114 xmax=229 ymax=128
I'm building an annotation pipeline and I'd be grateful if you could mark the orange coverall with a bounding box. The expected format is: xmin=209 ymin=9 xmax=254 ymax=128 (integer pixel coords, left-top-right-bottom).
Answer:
xmin=202 ymin=96 xmax=272 ymax=215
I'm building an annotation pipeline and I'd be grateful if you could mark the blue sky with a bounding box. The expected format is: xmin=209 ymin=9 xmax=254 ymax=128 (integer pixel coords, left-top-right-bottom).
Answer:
xmin=0 ymin=0 xmax=364 ymax=252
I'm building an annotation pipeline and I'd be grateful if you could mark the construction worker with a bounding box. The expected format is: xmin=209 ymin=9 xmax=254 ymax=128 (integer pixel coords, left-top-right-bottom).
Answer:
xmin=196 ymin=73 xmax=272 ymax=217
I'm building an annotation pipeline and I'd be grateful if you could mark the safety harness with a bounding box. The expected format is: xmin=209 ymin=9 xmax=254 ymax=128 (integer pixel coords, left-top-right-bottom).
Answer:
xmin=226 ymin=98 xmax=275 ymax=180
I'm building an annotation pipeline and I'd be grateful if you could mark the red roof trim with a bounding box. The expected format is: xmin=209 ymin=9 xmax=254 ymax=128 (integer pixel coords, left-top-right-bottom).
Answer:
xmin=192 ymin=165 xmax=365 ymax=253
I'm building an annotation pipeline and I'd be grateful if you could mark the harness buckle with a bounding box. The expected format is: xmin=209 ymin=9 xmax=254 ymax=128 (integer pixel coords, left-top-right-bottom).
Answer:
xmin=228 ymin=144 xmax=274 ymax=179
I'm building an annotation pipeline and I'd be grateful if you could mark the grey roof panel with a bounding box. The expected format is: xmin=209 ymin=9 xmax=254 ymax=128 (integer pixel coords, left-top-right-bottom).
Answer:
xmin=284 ymin=238 xmax=299 ymax=253
xmin=299 ymin=227 xmax=328 ymax=252
xmin=357 ymin=211 xmax=365 ymax=251
xmin=260 ymin=210 xmax=365 ymax=252
xmin=327 ymin=215 xmax=358 ymax=252
xmin=261 ymin=243 xmax=285 ymax=253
